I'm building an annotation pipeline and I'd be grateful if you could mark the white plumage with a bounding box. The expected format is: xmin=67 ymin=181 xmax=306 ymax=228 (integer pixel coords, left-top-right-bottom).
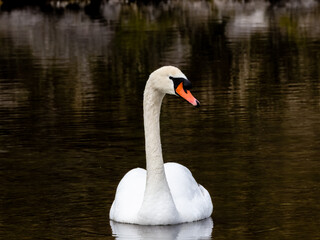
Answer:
xmin=110 ymin=66 xmax=213 ymax=225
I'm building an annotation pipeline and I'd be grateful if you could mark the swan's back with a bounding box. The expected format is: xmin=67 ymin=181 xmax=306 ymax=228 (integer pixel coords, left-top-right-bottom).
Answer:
xmin=165 ymin=163 xmax=213 ymax=222
xmin=110 ymin=163 xmax=212 ymax=224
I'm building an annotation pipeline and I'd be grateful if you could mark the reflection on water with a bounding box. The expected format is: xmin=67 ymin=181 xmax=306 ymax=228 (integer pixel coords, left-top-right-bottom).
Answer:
xmin=1 ymin=0 xmax=320 ymax=239
xmin=110 ymin=218 xmax=213 ymax=240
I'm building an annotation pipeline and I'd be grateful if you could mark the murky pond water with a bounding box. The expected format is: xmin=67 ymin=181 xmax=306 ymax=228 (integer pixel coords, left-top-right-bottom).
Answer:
xmin=1 ymin=0 xmax=320 ymax=239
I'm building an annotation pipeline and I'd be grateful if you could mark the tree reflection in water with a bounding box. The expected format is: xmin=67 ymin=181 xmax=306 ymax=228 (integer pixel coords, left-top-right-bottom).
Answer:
xmin=0 ymin=1 xmax=320 ymax=239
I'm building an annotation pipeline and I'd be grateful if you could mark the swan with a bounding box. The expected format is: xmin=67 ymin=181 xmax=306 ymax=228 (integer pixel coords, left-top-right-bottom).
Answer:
xmin=109 ymin=66 xmax=213 ymax=225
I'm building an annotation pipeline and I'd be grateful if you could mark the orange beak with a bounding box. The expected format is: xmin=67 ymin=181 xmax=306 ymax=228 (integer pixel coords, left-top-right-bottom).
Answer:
xmin=175 ymin=82 xmax=200 ymax=107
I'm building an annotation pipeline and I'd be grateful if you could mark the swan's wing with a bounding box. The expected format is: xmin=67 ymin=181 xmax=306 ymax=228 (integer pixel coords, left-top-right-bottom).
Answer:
xmin=110 ymin=168 xmax=146 ymax=223
xmin=164 ymin=162 xmax=213 ymax=221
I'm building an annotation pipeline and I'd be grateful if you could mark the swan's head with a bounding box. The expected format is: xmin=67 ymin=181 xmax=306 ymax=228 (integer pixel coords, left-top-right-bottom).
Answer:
xmin=148 ymin=66 xmax=200 ymax=107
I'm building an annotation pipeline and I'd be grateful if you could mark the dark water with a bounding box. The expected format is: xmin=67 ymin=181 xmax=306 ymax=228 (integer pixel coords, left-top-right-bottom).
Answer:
xmin=1 ymin=1 xmax=320 ymax=239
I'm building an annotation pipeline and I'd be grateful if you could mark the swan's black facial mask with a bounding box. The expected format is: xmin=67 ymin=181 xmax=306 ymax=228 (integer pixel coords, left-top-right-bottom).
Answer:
xmin=169 ymin=76 xmax=192 ymax=93
xmin=169 ymin=76 xmax=200 ymax=107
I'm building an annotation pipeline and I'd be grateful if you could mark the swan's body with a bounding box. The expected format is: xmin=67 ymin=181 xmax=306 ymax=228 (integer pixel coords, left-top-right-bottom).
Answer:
xmin=110 ymin=66 xmax=213 ymax=225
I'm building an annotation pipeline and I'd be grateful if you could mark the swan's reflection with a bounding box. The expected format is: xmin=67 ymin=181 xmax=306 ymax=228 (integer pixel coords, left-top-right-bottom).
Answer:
xmin=110 ymin=217 xmax=213 ymax=240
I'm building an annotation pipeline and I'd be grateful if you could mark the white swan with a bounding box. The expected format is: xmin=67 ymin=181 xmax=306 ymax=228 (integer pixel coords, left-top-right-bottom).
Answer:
xmin=109 ymin=66 xmax=213 ymax=225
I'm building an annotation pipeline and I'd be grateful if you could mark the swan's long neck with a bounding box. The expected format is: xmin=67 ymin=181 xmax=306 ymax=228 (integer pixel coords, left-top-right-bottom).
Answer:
xmin=138 ymin=80 xmax=179 ymax=224
xmin=143 ymin=85 xmax=164 ymax=173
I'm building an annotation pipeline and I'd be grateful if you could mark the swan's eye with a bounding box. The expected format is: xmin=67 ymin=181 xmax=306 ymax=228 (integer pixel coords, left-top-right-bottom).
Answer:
xmin=169 ymin=76 xmax=192 ymax=91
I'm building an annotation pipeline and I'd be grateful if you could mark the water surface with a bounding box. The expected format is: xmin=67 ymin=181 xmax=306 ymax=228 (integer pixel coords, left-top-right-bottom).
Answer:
xmin=0 ymin=1 xmax=320 ymax=239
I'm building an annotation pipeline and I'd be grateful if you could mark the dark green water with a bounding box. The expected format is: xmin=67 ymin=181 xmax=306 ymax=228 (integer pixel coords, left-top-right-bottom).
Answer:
xmin=1 ymin=1 xmax=320 ymax=239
